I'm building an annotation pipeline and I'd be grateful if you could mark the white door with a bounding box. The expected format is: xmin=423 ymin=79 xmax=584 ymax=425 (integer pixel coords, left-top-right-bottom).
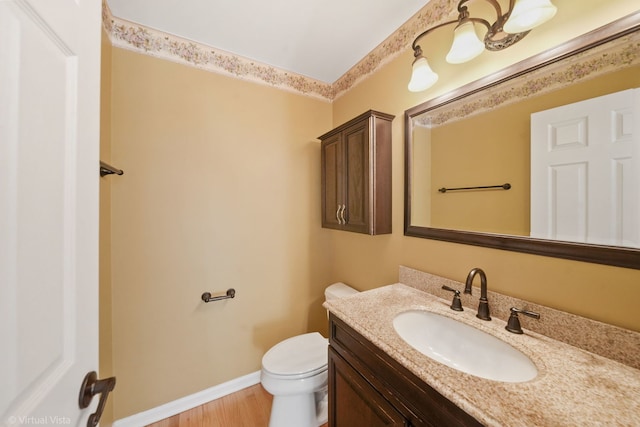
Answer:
xmin=0 ymin=0 xmax=102 ymax=424
xmin=530 ymin=88 xmax=640 ymax=247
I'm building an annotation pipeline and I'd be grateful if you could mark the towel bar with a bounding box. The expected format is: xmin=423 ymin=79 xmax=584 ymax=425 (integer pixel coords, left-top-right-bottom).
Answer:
xmin=100 ymin=161 xmax=124 ymax=177
xmin=438 ymin=183 xmax=511 ymax=193
xmin=202 ymin=288 xmax=236 ymax=303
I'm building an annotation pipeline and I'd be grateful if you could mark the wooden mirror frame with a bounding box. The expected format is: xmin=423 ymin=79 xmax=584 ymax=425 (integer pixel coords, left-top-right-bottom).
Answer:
xmin=404 ymin=12 xmax=640 ymax=270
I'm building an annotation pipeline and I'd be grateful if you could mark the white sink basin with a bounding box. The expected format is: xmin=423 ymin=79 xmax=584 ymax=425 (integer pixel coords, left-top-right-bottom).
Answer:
xmin=393 ymin=310 xmax=537 ymax=382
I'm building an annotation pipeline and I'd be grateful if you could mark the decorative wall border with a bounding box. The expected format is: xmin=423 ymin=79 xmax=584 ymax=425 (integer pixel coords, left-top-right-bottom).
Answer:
xmin=102 ymin=0 xmax=457 ymax=101
xmin=417 ymin=30 xmax=640 ymax=127
xmin=332 ymin=0 xmax=457 ymax=99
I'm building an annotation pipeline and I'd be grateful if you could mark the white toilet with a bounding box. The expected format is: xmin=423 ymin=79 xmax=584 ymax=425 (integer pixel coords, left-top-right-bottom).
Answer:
xmin=260 ymin=282 xmax=358 ymax=427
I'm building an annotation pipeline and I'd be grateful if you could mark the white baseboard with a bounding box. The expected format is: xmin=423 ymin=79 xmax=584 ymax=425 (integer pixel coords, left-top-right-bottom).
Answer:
xmin=112 ymin=371 xmax=262 ymax=427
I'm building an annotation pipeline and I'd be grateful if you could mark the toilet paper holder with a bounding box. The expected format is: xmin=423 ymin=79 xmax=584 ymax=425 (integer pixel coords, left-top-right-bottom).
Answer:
xmin=201 ymin=288 xmax=236 ymax=303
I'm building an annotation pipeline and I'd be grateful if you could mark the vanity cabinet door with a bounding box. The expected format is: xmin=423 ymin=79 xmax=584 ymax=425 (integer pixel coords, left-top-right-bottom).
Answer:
xmin=341 ymin=120 xmax=369 ymax=233
xmin=329 ymin=347 xmax=407 ymax=427
xmin=320 ymin=110 xmax=394 ymax=235
xmin=329 ymin=314 xmax=483 ymax=427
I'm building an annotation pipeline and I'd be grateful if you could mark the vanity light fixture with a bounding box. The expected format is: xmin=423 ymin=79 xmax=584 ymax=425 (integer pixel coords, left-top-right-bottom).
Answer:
xmin=408 ymin=0 xmax=557 ymax=92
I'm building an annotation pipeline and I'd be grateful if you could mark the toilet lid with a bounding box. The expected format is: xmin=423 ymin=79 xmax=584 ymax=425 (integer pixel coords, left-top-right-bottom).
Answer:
xmin=262 ymin=332 xmax=328 ymax=376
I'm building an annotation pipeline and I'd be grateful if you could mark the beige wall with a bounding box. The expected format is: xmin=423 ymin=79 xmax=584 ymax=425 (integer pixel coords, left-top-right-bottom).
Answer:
xmin=330 ymin=0 xmax=640 ymax=331
xmin=101 ymin=0 xmax=640 ymax=420
xmin=107 ymin=48 xmax=332 ymax=417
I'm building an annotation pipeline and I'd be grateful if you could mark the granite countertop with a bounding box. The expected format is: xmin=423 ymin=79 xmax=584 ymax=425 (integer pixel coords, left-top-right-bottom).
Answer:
xmin=324 ymin=283 xmax=640 ymax=426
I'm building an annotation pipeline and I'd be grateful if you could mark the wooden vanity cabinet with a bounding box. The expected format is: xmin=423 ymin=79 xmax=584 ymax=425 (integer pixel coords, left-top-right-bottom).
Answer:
xmin=320 ymin=110 xmax=394 ymax=235
xmin=329 ymin=349 xmax=407 ymax=426
xmin=328 ymin=314 xmax=483 ymax=427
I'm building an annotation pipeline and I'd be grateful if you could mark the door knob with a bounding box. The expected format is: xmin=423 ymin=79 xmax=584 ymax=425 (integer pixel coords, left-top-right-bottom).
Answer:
xmin=79 ymin=371 xmax=116 ymax=427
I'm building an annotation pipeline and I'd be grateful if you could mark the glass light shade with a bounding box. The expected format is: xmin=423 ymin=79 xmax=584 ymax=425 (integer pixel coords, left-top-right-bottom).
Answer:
xmin=503 ymin=0 xmax=557 ymax=34
xmin=408 ymin=56 xmax=439 ymax=92
xmin=445 ymin=20 xmax=485 ymax=64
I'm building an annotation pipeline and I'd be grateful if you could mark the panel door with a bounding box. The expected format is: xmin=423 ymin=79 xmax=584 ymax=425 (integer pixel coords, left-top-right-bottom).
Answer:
xmin=342 ymin=120 xmax=370 ymax=233
xmin=530 ymin=89 xmax=639 ymax=247
xmin=0 ymin=0 xmax=101 ymax=422
xmin=329 ymin=348 xmax=406 ymax=427
xmin=321 ymin=133 xmax=343 ymax=229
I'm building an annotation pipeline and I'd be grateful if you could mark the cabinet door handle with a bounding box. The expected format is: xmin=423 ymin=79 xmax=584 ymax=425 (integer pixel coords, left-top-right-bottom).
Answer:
xmin=339 ymin=204 xmax=347 ymax=224
xmin=336 ymin=205 xmax=342 ymax=224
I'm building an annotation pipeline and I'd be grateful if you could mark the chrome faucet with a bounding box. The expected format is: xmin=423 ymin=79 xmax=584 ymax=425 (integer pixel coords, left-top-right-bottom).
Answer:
xmin=464 ymin=268 xmax=491 ymax=321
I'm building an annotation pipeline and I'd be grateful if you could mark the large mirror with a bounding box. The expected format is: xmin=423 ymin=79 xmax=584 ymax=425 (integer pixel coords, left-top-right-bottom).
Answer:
xmin=404 ymin=12 xmax=640 ymax=270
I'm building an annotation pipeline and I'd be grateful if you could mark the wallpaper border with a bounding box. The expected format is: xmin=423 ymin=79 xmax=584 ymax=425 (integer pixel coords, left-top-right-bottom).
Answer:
xmin=102 ymin=0 xmax=457 ymax=101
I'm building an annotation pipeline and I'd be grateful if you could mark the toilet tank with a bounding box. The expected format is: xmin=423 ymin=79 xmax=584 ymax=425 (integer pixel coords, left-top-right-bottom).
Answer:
xmin=325 ymin=282 xmax=358 ymax=302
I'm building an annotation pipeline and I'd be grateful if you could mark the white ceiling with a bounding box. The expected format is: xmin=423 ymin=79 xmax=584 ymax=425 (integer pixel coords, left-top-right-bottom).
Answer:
xmin=106 ymin=0 xmax=431 ymax=83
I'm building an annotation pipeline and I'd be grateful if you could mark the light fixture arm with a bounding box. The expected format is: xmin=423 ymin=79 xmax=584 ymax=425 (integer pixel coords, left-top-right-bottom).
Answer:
xmin=407 ymin=0 xmax=557 ymax=92
xmin=411 ymin=3 xmax=495 ymax=54
xmin=457 ymin=0 xmax=509 ymax=21
xmin=411 ymin=0 xmax=530 ymax=56
xmin=411 ymin=19 xmax=460 ymax=52
xmin=457 ymin=0 xmax=524 ymax=27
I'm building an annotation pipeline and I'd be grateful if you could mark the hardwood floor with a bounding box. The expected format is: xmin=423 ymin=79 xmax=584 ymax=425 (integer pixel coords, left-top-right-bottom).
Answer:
xmin=146 ymin=384 xmax=329 ymax=427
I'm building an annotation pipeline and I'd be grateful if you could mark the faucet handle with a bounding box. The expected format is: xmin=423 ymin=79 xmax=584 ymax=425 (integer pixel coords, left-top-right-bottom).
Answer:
xmin=505 ymin=307 xmax=540 ymax=334
xmin=441 ymin=285 xmax=463 ymax=311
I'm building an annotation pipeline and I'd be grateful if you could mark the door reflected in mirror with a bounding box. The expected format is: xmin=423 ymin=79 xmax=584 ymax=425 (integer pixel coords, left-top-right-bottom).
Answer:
xmin=530 ymin=89 xmax=639 ymax=248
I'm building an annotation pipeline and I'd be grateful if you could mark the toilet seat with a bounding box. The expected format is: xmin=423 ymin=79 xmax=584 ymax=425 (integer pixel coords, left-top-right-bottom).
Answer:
xmin=262 ymin=332 xmax=328 ymax=379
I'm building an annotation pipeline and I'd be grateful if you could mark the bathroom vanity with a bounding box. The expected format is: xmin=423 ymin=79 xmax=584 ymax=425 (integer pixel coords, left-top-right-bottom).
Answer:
xmin=325 ymin=269 xmax=640 ymax=427
xmin=329 ymin=313 xmax=481 ymax=426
